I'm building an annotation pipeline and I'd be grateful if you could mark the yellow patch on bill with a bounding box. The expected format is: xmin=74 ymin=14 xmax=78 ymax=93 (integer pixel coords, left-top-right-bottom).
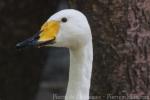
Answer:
xmin=38 ymin=20 xmax=60 ymax=42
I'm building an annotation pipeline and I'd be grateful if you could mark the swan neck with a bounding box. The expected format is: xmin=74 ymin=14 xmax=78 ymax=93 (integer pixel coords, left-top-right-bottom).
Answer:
xmin=65 ymin=41 xmax=93 ymax=100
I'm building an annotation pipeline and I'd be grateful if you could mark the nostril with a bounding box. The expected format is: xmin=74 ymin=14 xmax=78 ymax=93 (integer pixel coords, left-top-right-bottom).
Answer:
xmin=31 ymin=31 xmax=41 ymax=40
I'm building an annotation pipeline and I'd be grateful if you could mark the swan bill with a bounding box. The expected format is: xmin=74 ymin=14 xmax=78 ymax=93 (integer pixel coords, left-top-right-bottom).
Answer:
xmin=16 ymin=20 xmax=60 ymax=49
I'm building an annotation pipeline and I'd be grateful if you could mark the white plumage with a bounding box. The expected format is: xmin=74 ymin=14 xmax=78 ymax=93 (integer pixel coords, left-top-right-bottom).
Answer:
xmin=17 ymin=9 xmax=93 ymax=100
xmin=50 ymin=9 xmax=93 ymax=100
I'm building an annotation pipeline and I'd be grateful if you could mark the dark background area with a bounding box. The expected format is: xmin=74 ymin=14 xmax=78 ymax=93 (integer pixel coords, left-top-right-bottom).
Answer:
xmin=0 ymin=0 xmax=69 ymax=100
xmin=1 ymin=0 xmax=150 ymax=100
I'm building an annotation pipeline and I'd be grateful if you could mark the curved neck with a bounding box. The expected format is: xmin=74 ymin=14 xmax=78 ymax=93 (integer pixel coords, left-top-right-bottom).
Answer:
xmin=65 ymin=41 xmax=93 ymax=100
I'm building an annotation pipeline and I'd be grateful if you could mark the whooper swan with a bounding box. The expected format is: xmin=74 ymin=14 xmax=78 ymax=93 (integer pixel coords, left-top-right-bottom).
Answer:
xmin=16 ymin=9 xmax=93 ymax=100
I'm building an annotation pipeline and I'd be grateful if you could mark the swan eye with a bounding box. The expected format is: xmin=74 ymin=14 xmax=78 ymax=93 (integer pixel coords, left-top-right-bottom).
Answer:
xmin=61 ymin=17 xmax=67 ymax=23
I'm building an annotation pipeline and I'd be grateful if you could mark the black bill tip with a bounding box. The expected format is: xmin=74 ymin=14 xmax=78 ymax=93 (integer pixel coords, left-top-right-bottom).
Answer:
xmin=16 ymin=42 xmax=23 ymax=49
xmin=16 ymin=39 xmax=55 ymax=49
xmin=16 ymin=40 xmax=36 ymax=49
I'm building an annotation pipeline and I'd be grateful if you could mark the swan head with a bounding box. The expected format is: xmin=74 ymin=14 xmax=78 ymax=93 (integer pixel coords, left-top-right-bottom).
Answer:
xmin=16 ymin=9 xmax=91 ymax=49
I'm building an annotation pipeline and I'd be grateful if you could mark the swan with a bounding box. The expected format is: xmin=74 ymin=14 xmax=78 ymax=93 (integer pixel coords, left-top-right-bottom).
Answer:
xmin=16 ymin=9 xmax=93 ymax=100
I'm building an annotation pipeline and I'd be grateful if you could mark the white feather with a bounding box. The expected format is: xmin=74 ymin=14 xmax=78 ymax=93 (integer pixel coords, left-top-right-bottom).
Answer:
xmin=48 ymin=9 xmax=93 ymax=100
